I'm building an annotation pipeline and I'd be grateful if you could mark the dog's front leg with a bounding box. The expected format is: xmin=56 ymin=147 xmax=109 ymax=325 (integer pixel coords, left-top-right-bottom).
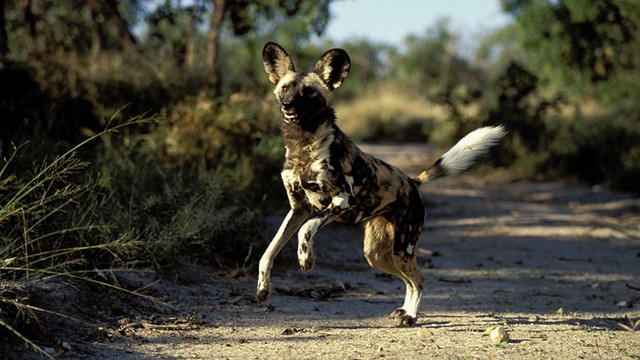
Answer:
xmin=297 ymin=211 xmax=332 ymax=272
xmin=257 ymin=207 xmax=312 ymax=303
xmin=297 ymin=191 xmax=356 ymax=272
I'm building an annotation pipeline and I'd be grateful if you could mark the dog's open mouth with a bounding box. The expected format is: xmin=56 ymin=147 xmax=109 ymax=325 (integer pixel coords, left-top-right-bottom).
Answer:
xmin=282 ymin=109 xmax=300 ymax=123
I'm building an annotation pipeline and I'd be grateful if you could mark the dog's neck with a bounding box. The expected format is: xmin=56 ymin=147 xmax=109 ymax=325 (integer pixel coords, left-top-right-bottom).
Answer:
xmin=281 ymin=106 xmax=340 ymax=162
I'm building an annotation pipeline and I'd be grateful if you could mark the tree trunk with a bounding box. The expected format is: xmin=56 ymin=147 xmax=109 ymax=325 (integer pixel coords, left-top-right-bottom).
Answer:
xmin=207 ymin=0 xmax=226 ymax=93
xmin=21 ymin=0 xmax=36 ymax=39
xmin=87 ymin=0 xmax=138 ymax=54
xmin=185 ymin=36 xmax=194 ymax=72
xmin=20 ymin=0 xmax=46 ymax=56
xmin=89 ymin=8 xmax=102 ymax=77
xmin=84 ymin=0 xmax=164 ymax=82
xmin=0 ymin=0 xmax=7 ymax=66
xmin=185 ymin=11 xmax=195 ymax=71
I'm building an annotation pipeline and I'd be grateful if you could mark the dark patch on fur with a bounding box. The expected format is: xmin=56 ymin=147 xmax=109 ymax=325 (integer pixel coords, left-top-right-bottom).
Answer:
xmin=427 ymin=158 xmax=447 ymax=179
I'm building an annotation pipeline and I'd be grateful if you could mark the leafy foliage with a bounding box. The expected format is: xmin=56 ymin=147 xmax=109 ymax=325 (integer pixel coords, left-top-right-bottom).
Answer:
xmin=500 ymin=0 xmax=640 ymax=103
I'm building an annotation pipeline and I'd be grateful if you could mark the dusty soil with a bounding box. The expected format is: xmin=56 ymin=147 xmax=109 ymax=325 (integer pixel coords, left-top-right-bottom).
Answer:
xmin=7 ymin=145 xmax=640 ymax=359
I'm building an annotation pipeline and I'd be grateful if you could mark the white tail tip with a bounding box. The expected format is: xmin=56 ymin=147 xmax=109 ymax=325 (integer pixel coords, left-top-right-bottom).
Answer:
xmin=439 ymin=125 xmax=507 ymax=175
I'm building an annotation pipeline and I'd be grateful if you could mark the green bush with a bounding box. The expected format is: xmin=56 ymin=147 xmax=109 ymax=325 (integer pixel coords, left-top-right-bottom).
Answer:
xmin=147 ymin=92 xmax=285 ymax=199
xmin=89 ymin=92 xmax=288 ymax=268
xmin=96 ymin=139 xmax=265 ymax=269
xmin=543 ymin=106 xmax=640 ymax=192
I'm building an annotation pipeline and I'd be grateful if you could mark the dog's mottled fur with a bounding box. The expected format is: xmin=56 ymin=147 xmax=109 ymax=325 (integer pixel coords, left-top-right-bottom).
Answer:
xmin=257 ymin=42 xmax=506 ymax=326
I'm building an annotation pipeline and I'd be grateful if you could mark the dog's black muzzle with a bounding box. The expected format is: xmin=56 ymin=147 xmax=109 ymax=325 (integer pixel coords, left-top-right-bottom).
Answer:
xmin=281 ymin=99 xmax=299 ymax=123
xmin=280 ymin=94 xmax=327 ymax=124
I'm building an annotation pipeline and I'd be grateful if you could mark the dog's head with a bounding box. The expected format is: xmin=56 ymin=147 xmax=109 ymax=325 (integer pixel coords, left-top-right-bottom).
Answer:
xmin=263 ymin=42 xmax=350 ymax=124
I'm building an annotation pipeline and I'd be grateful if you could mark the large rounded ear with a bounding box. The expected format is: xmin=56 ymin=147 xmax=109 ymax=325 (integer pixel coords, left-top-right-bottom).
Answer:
xmin=263 ymin=42 xmax=295 ymax=84
xmin=314 ymin=48 xmax=350 ymax=90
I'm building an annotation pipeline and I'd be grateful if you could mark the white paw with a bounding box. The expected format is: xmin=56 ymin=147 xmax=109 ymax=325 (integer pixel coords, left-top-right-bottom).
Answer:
xmin=256 ymin=282 xmax=272 ymax=303
xmin=298 ymin=251 xmax=316 ymax=272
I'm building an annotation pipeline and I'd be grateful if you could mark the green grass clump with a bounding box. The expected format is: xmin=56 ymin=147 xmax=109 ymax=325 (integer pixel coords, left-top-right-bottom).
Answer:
xmin=97 ymin=150 xmax=264 ymax=269
xmin=0 ymin=121 xmax=145 ymax=357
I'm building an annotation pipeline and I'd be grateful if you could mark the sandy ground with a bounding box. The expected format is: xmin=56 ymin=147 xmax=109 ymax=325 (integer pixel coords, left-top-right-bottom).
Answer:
xmin=6 ymin=144 xmax=640 ymax=359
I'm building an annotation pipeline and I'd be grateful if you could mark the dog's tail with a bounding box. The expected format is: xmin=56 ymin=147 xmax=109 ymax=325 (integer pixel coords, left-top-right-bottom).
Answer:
xmin=414 ymin=126 xmax=507 ymax=185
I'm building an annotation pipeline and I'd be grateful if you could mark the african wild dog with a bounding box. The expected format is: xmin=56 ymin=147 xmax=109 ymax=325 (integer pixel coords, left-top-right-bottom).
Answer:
xmin=257 ymin=42 xmax=506 ymax=326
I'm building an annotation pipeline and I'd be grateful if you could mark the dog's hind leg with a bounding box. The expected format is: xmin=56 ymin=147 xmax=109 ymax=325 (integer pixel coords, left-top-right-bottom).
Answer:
xmin=364 ymin=216 xmax=425 ymax=326
xmin=257 ymin=208 xmax=311 ymax=303
xmin=391 ymin=232 xmax=425 ymax=326
xmin=363 ymin=216 xmax=401 ymax=276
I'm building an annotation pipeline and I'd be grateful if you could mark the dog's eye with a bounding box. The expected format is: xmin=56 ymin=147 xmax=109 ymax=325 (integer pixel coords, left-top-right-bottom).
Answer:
xmin=302 ymin=87 xmax=316 ymax=96
xmin=280 ymin=84 xmax=289 ymax=91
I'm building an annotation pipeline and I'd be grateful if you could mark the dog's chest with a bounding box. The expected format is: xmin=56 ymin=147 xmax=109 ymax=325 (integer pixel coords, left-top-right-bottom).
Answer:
xmin=281 ymin=137 xmax=338 ymax=210
xmin=280 ymin=123 xmax=409 ymax=222
xmin=281 ymin=167 xmax=329 ymax=211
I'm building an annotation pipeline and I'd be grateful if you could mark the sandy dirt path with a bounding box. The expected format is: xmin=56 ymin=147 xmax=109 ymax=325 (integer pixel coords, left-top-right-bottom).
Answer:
xmin=42 ymin=145 xmax=640 ymax=359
